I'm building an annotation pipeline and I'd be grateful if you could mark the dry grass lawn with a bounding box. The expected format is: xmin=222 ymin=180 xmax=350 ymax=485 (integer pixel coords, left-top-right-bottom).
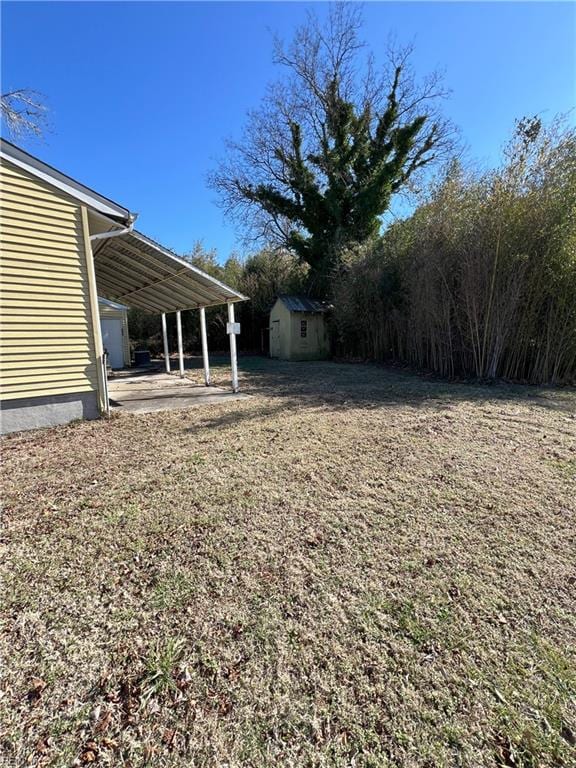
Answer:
xmin=1 ymin=357 xmax=575 ymax=768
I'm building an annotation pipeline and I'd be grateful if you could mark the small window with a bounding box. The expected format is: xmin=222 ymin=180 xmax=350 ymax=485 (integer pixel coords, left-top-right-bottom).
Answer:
xmin=300 ymin=320 xmax=308 ymax=338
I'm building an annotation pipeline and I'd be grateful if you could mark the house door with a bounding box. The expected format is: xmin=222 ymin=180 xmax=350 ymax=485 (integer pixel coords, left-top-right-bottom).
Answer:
xmin=270 ymin=320 xmax=280 ymax=358
xmin=100 ymin=317 xmax=124 ymax=369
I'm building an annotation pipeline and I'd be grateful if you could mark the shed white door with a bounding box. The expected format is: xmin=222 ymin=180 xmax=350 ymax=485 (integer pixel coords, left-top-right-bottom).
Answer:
xmin=270 ymin=319 xmax=281 ymax=358
xmin=100 ymin=317 xmax=124 ymax=369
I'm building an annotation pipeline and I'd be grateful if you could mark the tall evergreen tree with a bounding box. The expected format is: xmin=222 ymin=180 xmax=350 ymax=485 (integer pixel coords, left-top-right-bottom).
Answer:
xmin=212 ymin=4 xmax=455 ymax=296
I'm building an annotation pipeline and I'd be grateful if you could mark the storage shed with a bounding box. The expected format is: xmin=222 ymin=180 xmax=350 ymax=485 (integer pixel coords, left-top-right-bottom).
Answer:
xmin=269 ymin=295 xmax=331 ymax=361
xmin=98 ymin=298 xmax=130 ymax=369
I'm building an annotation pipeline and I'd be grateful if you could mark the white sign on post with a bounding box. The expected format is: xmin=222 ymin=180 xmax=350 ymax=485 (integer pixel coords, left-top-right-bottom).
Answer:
xmin=227 ymin=322 xmax=241 ymax=335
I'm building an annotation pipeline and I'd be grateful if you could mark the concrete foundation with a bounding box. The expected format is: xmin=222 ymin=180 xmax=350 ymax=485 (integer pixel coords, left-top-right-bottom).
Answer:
xmin=0 ymin=391 xmax=100 ymax=435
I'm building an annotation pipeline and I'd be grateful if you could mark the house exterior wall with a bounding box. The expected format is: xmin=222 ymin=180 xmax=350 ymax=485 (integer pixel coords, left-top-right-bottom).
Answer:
xmin=98 ymin=302 xmax=130 ymax=367
xmin=0 ymin=159 xmax=101 ymax=433
xmin=269 ymin=299 xmax=330 ymax=361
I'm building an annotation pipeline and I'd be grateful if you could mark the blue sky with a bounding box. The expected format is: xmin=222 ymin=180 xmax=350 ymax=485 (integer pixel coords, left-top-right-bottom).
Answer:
xmin=2 ymin=1 xmax=574 ymax=260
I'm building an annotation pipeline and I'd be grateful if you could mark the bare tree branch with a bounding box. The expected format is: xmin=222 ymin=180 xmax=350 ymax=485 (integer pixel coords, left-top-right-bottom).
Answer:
xmin=1 ymin=89 xmax=49 ymax=140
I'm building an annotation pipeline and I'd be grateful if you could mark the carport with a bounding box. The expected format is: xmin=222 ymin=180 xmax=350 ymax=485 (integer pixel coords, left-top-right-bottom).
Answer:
xmin=89 ymin=226 xmax=247 ymax=412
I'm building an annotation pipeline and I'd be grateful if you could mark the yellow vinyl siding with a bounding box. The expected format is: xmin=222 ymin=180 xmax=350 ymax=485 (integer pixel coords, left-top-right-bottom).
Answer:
xmin=0 ymin=159 xmax=99 ymax=401
xmin=2 ymin=292 xmax=87 ymax=304
xmin=1 ymin=280 xmax=89 ymax=297
xmin=2 ymin=262 xmax=85 ymax=279
xmin=1 ymin=344 xmax=92 ymax=356
xmin=2 ymin=358 xmax=96 ymax=370
xmin=1 ymin=191 xmax=81 ymax=215
xmin=2 ymin=213 xmax=84 ymax=235
xmin=2 ymin=367 xmax=98 ymax=384
xmin=2 ymin=305 xmax=88 ymax=316
xmin=1 ymin=382 xmax=98 ymax=398
xmin=2 ymin=351 xmax=94 ymax=363
xmin=2 ymin=231 xmax=83 ymax=249
xmin=2 ymin=261 xmax=85 ymax=279
xmin=1 ymin=199 xmax=80 ymax=222
xmin=1 ymin=230 xmax=81 ymax=249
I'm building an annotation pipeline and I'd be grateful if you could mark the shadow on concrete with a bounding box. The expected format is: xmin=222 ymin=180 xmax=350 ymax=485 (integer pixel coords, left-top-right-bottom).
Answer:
xmin=109 ymin=370 xmax=247 ymax=415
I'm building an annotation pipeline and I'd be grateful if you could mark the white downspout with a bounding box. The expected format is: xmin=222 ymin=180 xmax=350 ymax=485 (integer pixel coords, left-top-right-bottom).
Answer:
xmin=88 ymin=213 xmax=136 ymax=415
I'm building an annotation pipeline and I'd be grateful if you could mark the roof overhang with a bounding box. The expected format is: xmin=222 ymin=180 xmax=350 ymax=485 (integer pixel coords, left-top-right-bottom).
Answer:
xmin=93 ymin=229 xmax=247 ymax=312
xmin=1 ymin=139 xmax=247 ymax=312
xmin=0 ymin=138 xmax=134 ymax=223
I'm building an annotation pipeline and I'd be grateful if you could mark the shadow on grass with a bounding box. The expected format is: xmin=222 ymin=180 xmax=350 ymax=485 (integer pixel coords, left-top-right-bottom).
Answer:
xmin=178 ymin=356 xmax=575 ymax=436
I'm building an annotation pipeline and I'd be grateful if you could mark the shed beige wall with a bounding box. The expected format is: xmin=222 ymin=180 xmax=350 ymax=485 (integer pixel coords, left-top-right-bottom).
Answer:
xmin=98 ymin=302 xmax=130 ymax=367
xmin=0 ymin=159 xmax=100 ymax=401
xmin=289 ymin=311 xmax=330 ymax=361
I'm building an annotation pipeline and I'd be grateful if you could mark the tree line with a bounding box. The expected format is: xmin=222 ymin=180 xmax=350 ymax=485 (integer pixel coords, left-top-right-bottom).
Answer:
xmin=138 ymin=6 xmax=573 ymax=385
xmin=130 ymin=113 xmax=575 ymax=386
xmin=11 ymin=4 xmax=569 ymax=384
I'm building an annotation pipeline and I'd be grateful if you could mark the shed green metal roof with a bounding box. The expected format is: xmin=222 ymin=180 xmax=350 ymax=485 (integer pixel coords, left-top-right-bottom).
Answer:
xmin=276 ymin=295 xmax=332 ymax=313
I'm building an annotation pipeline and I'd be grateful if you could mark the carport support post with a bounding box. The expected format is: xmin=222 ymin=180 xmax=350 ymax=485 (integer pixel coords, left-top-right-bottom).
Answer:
xmin=161 ymin=313 xmax=171 ymax=373
xmin=199 ymin=307 xmax=211 ymax=386
xmin=176 ymin=310 xmax=185 ymax=378
xmin=227 ymin=302 xmax=239 ymax=393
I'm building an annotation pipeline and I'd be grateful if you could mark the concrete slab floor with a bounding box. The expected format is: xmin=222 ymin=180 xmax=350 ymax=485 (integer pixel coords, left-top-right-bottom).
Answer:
xmin=108 ymin=372 xmax=248 ymax=414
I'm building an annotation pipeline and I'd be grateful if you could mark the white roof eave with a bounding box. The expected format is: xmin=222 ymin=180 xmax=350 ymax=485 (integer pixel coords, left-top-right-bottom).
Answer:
xmin=0 ymin=138 xmax=132 ymax=222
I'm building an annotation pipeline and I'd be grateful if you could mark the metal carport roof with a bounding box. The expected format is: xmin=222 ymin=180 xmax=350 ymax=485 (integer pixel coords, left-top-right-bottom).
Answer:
xmin=93 ymin=230 xmax=247 ymax=313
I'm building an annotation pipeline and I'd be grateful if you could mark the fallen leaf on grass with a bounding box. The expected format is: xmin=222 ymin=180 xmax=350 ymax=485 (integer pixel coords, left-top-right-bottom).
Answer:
xmin=27 ymin=677 xmax=47 ymax=704
xmin=35 ymin=737 xmax=50 ymax=754
xmin=493 ymin=688 xmax=508 ymax=705
xmin=80 ymin=747 xmax=97 ymax=763
xmin=143 ymin=743 xmax=157 ymax=762
xmin=494 ymin=731 xmax=518 ymax=767
xmin=101 ymin=737 xmax=119 ymax=749
xmin=94 ymin=708 xmax=112 ymax=733
xmin=161 ymin=728 xmax=177 ymax=747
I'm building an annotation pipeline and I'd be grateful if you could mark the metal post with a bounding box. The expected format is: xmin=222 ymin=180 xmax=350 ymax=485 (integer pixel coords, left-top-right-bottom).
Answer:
xmin=161 ymin=313 xmax=171 ymax=373
xmin=176 ymin=310 xmax=185 ymax=378
xmin=199 ymin=306 xmax=211 ymax=386
xmin=227 ymin=302 xmax=239 ymax=393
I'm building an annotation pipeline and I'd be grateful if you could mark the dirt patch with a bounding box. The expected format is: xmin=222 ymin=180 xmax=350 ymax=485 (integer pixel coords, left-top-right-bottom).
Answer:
xmin=1 ymin=358 xmax=575 ymax=767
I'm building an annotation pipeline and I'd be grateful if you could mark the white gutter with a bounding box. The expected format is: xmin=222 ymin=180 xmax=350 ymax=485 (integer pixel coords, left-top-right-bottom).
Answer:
xmin=90 ymin=213 xmax=137 ymax=242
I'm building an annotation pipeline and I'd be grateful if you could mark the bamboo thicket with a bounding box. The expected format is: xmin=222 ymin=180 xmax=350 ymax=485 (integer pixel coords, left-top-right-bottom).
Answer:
xmin=334 ymin=118 xmax=576 ymax=384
